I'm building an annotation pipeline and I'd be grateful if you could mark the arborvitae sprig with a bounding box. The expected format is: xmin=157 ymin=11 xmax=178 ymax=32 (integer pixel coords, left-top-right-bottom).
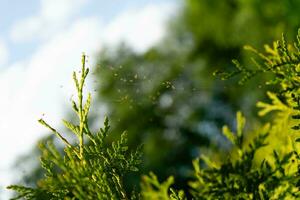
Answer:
xmin=219 ymin=30 xmax=300 ymax=139
xmin=7 ymin=54 xmax=142 ymax=200
xmin=189 ymin=112 xmax=300 ymax=199
xmin=140 ymin=112 xmax=300 ymax=199
xmin=141 ymin=172 xmax=186 ymax=200
xmin=206 ymin=29 xmax=300 ymax=199
xmin=214 ymin=29 xmax=300 ymax=87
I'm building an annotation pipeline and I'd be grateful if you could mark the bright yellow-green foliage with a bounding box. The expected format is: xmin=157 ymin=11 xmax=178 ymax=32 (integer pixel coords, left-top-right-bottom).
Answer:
xmin=141 ymin=172 xmax=186 ymax=200
xmin=186 ymin=30 xmax=300 ymax=199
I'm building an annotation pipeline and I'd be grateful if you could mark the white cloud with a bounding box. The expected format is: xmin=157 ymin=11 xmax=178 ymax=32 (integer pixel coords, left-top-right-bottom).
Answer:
xmin=0 ymin=17 xmax=102 ymax=196
xmin=103 ymin=3 xmax=176 ymax=52
xmin=41 ymin=0 xmax=87 ymax=21
xmin=1 ymin=1 xmax=177 ymax=198
xmin=0 ymin=39 xmax=8 ymax=66
xmin=10 ymin=0 xmax=88 ymax=43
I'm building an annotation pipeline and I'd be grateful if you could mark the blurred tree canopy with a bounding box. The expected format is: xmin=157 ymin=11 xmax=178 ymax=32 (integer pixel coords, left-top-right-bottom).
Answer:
xmin=16 ymin=0 xmax=300 ymax=193
xmin=93 ymin=0 xmax=300 ymax=190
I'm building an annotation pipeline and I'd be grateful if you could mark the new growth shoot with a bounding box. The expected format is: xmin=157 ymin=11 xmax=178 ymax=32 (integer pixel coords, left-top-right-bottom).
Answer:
xmin=38 ymin=54 xmax=91 ymax=159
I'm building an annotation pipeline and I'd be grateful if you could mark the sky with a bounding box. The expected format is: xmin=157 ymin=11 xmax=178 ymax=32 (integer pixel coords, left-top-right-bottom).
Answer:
xmin=0 ymin=0 xmax=178 ymax=198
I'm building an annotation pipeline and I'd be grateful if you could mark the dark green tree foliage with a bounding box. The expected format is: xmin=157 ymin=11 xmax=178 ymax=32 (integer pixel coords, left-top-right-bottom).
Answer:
xmin=94 ymin=0 xmax=300 ymax=190
xmin=8 ymin=55 xmax=142 ymax=200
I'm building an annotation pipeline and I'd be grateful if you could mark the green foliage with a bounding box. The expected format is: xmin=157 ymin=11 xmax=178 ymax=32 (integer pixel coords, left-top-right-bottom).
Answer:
xmin=8 ymin=54 xmax=142 ymax=200
xmin=217 ymin=29 xmax=300 ymax=136
xmin=190 ymin=29 xmax=300 ymax=199
xmin=222 ymin=111 xmax=245 ymax=148
xmin=9 ymin=1 xmax=300 ymax=199
xmin=139 ymin=30 xmax=300 ymax=199
xmin=215 ymin=29 xmax=300 ymax=87
xmin=141 ymin=172 xmax=186 ymax=200
xmin=190 ymin=113 xmax=300 ymax=199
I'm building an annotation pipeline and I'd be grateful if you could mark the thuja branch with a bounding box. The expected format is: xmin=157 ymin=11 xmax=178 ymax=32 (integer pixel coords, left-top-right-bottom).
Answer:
xmin=37 ymin=119 xmax=80 ymax=157
xmin=8 ymin=54 xmax=142 ymax=200
xmin=38 ymin=53 xmax=90 ymax=159
xmin=72 ymin=53 xmax=90 ymax=159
